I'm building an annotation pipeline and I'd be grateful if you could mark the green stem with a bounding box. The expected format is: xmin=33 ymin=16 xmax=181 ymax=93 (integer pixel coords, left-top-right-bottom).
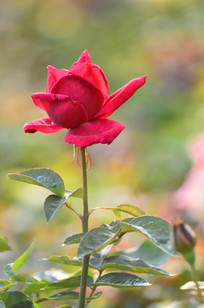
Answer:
xmin=65 ymin=202 xmax=82 ymax=219
xmin=190 ymin=263 xmax=203 ymax=303
xmin=78 ymin=148 xmax=90 ymax=308
xmin=87 ymin=270 xmax=103 ymax=303
xmin=35 ymin=298 xmax=48 ymax=303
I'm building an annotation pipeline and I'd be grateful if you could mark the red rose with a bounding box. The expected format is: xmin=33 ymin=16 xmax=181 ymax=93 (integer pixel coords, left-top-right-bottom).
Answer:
xmin=24 ymin=50 xmax=146 ymax=148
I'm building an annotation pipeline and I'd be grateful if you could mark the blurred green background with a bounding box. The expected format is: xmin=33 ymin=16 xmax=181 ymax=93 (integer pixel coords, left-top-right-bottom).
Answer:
xmin=1 ymin=0 xmax=204 ymax=306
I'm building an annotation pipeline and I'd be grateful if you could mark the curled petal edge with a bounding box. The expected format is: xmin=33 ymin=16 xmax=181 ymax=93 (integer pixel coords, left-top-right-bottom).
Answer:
xmin=95 ymin=76 xmax=147 ymax=119
xmin=64 ymin=119 xmax=125 ymax=148
xmin=24 ymin=118 xmax=64 ymax=133
xmin=31 ymin=92 xmax=70 ymax=112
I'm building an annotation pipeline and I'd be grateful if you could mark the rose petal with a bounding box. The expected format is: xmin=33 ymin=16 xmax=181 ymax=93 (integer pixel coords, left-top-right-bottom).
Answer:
xmin=51 ymin=75 xmax=104 ymax=119
xmin=46 ymin=65 xmax=69 ymax=92
xmin=31 ymin=93 xmax=89 ymax=129
xmin=75 ymin=49 xmax=92 ymax=64
xmin=69 ymin=63 xmax=109 ymax=98
xmin=64 ymin=119 xmax=125 ymax=148
xmin=24 ymin=118 xmax=64 ymax=133
xmin=46 ymin=50 xmax=91 ymax=92
xmin=31 ymin=93 xmax=71 ymax=112
xmin=94 ymin=76 xmax=147 ymax=119
xmin=48 ymin=99 xmax=88 ymax=129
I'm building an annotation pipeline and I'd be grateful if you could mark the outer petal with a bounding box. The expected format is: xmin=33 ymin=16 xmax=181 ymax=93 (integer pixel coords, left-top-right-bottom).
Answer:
xmin=64 ymin=119 xmax=125 ymax=148
xmin=75 ymin=49 xmax=92 ymax=64
xmin=51 ymin=75 xmax=104 ymax=119
xmin=48 ymin=99 xmax=88 ymax=129
xmin=46 ymin=65 xmax=69 ymax=92
xmin=95 ymin=76 xmax=147 ymax=119
xmin=31 ymin=93 xmax=69 ymax=112
xmin=24 ymin=118 xmax=64 ymax=133
xmin=31 ymin=92 xmax=89 ymax=129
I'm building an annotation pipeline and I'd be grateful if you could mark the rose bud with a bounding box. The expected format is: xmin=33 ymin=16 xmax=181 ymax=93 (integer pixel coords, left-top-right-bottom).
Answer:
xmin=173 ymin=222 xmax=196 ymax=264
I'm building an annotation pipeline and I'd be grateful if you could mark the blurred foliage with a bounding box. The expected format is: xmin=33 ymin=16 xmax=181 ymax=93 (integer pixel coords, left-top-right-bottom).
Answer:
xmin=1 ymin=0 xmax=204 ymax=307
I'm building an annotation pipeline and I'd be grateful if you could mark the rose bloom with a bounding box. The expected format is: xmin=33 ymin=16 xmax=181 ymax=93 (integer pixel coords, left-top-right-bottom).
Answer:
xmin=24 ymin=50 xmax=146 ymax=148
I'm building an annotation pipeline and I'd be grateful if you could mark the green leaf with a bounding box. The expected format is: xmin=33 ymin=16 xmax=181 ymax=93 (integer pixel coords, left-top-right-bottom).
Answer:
xmin=0 ymin=280 xmax=12 ymax=288
xmin=48 ymin=291 xmax=101 ymax=301
xmin=46 ymin=275 xmax=93 ymax=290
xmin=23 ymin=282 xmax=47 ymax=294
xmin=44 ymin=190 xmax=71 ymax=222
xmin=0 ymin=280 xmax=15 ymax=292
xmin=8 ymin=168 xmax=65 ymax=197
xmin=92 ymin=243 xmax=114 ymax=260
xmin=121 ymin=216 xmax=176 ymax=256
xmin=0 ymin=237 xmax=12 ymax=252
xmin=87 ymin=292 xmax=102 ymax=301
xmin=90 ymin=205 xmax=144 ymax=219
xmin=4 ymin=242 xmax=35 ymax=276
xmin=0 ymin=291 xmax=33 ymax=308
xmin=63 ymin=233 xmax=84 ymax=246
xmin=111 ymin=240 xmax=171 ymax=266
xmin=47 ymin=255 xmax=83 ymax=267
xmin=11 ymin=273 xmax=38 ymax=283
xmin=33 ymin=303 xmax=40 ymax=308
xmin=48 ymin=291 xmax=79 ymax=300
xmin=47 ymin=255 xmax=98 ymax=270
xmin=90 ymin=243 xmax=116 ymax=269
xmin=12 ymin=242 xmax=35 ymax=274
xmin=93 ymin=273 xmax=150 ymax=288
xmin=0 ymin=284 xmax=16 ymax=293
xmin=68 ymin=187 xmax=83 ymax=199
xmin=77 ymin=227 xmax=120 ymax=258
xmin=101 ymin=220 xmax=122 ymax=233
xmin=113 ymin=204 xmax=145 ymax=219
xmin=100 ymin=255 xmax=172 ymax=276
xmin=89 ymin=223 xmax=121 ymax=265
